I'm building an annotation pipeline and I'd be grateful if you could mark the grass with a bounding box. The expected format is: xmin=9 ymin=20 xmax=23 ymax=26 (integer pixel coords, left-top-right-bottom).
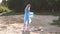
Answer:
xmin=35 ymin=11 xmax=60 ymax=16
xmin=51 ymin=17 xmax=60 ymax=27
xmin=1 ymin=11 xmax=24 ymax=16
xmin=1 ymin=10 xmax=60 ymax=16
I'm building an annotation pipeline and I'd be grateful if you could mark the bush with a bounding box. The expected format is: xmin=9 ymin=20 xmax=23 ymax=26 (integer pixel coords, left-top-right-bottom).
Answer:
xmin=1 ymin=11 xmax=23 ymax=16
xmin=0 ymin=6 xmax=10 ymax=13
xmin=51 ymin=17 xmax=60 ymax=27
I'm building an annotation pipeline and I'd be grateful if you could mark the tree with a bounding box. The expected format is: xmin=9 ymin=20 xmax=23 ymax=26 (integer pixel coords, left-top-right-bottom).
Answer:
xmin=7 ymin=0 xmax=25 ymax=12
xmin=2 ymin=0 xmax=8 ymax=6
xmin=47 ymin=0 xmax=60 ymax=12
xmin=7 ymin=0 xmax=60 ymax=13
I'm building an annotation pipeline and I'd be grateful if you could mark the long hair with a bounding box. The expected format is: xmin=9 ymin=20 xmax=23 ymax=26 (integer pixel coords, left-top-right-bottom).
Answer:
xmin=25 ymin=4 xmax=31 ymax=10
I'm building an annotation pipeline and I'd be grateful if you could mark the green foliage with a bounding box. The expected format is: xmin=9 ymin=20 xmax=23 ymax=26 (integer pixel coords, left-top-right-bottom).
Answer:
xmin=1 ymin=11 xmax=23 ymax=16
xmin=7 ymin=0 xmax=25 ymax=12
xmin=0 ymin=6 xmax=10 ymax=12
xmin=51 ymin=17 xmax=60 ymax=27
xmin=7 ymin=0 xmax=60 ymax=14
